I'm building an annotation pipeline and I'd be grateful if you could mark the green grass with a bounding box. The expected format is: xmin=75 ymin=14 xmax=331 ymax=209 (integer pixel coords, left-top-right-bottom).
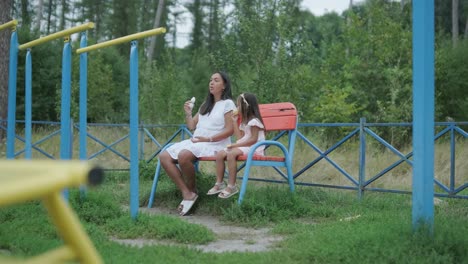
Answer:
xmin=0 ymin=168 xmax=467 ymax=264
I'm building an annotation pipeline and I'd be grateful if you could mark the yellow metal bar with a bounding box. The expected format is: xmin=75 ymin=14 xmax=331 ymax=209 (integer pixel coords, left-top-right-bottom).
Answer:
xmin=43 ymin=192 xmax=103 ymax=264
xmin=26 ymin=246 xmax=76 ymax=264
xmin=77 ymin=27 xmax=166 ymax=54
xmin=0 ymin=19 xmax=18 ymax=31
xmin=19 ymin=22 xmax=94 ymax=50
xmin=0 ymin=160 xmax=101 ymax=207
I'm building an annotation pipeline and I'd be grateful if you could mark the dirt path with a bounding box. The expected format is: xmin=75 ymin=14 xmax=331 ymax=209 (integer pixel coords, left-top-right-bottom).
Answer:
xmin=113 ymin=206 xmax=284 ymax=253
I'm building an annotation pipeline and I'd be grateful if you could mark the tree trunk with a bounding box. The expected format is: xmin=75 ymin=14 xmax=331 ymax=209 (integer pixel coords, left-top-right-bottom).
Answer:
xmin=452 ymin=0 xmax=459 ymax=47
xmin=208 ymin=0 xmax=220 ymax=50
xmin=190 ymin=0 xmax=204 ymax=52
xmin=59 ymin=0 xmax=67 ymax=30
xmin=46 ymin=0 xmax=53 ymax=34
xmin=147 ymin=0 xmax=165 ymax=62
xmin=21 ymin=0 xmax=31 ymax=27
xmin=0 ymin=0 xmax=13 ymax=142
xmin=35 ymin=0 xmax=44 ymax=31
xmin=465 ymin=17 xmax=468 ymax=39
xmin=346 ymin=0 xmax=353 ymax=58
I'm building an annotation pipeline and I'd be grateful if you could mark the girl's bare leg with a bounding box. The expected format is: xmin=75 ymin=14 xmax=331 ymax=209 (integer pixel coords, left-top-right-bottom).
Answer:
xmin=215 ymin=150 xmax=227 ymax=183
xmin=226 ymin=148 xmax=243 ymax=186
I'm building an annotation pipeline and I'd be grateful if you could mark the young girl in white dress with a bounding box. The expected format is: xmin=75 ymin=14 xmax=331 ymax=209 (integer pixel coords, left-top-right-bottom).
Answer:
xmin=208 ymin=93 xmax=266 ymax=198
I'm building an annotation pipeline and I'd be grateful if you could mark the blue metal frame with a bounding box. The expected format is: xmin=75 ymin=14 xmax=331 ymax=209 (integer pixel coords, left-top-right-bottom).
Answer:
xmin=79 ymin=32 xmax=88 ymax=162
xmin=147 ymin=143 xmax=174 ymax=208
xmin=238 ymin=138 xmax=296 ymax=204
xmin=6 ymin=29 xmax=18 ymax=159
xmin=24 ymin=49 xmax=32 ymax=159
xmin=412 ymin=0 xmax=435 ymax=232
xmin=2 ymin=120 xmax=466 ymax=201
xmin=129 ymin=41 xmax=139 ymax=219
xmin=60 ymin=39 xmax=72 ymax=161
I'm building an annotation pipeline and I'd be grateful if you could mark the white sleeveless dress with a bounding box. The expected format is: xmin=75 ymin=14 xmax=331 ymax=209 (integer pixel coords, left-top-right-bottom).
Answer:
xmin=166 ymin=99 xmax=236 ymax=159
xmin=236 ymin=118 xmax=265 ymax=156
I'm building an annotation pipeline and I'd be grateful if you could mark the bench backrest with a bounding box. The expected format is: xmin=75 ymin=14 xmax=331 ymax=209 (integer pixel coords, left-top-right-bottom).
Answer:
xmin=257 ymin=102 xmax=298 ymax=161
xmin=259 ymin=102 xmax=297 ymax=131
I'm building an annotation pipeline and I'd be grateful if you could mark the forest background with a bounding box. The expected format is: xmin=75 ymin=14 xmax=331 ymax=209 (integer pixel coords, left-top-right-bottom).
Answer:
xmin=0 ymin=0 xmax=467 ymax=143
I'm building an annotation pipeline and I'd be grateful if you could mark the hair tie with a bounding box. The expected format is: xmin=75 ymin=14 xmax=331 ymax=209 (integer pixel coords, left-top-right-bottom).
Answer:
xmin=240 ymin=93 xmax=249 ymax=107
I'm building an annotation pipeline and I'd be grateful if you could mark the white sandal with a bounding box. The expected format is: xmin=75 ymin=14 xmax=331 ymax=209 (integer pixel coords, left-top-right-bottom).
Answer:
xmin=207 ymin=182 xmax=226 ymax=195
xmin=179 ymin=194 xmax=198 ymax=216
xmin=218 ymin=185 xmax=238 ymax=199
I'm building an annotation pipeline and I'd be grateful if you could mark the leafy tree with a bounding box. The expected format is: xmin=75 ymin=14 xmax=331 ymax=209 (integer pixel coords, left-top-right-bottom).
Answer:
xmin=187 ymin=0 xmax=204 ymax=52
xmin=435 ymin=40 xmax=468 ymax=121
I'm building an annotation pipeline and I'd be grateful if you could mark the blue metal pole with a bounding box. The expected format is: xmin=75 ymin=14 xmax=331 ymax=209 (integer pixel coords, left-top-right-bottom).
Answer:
xmin=412 ymin=0 xmax=435 ymax=232
xmin=6 ymin=30 xmax=18 ymax=159
xmin=25 ymin=49 xmax=32 ymax=159
xmin=79 ymin=33 xmax=88 ymax=199
xmin=61 ymin=38 xmax=72 ymax=199
xmin=79 ymin=32 xmax=88 ymax=162
xmin=60 ymin=39 xmax=72 ymax=161
xmin=140 ymin=121 xmax=144 ymax=160
xmin=358 ymin=117 xmax=366 ymax=200
xmin=449 ymin=124 xmax=455 ymax=194
xmin=129 ymin=40 xmax=139 ymax=219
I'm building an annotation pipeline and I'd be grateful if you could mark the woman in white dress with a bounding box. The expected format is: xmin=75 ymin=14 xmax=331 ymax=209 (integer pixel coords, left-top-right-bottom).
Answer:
xmin=159 ymin=71 xmax=236 ymax=215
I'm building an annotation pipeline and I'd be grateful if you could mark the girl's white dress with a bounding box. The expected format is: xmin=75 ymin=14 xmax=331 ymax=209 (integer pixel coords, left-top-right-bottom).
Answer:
xmin=236 ymin=118 xmax=265 ymax=156
xmin=166 ymin=99 xmax=236 ymax=159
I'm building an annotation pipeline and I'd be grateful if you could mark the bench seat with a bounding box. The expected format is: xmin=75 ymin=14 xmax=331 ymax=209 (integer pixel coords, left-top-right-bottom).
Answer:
xmin=198 ymin=155 xmax=285 ymax=162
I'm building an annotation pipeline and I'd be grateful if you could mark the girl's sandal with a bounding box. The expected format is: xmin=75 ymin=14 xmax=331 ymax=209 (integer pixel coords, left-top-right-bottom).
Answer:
xmin=207 ymin=182 xmax=226 ymax=195
xmin=218 ymin=185 xmax=239 ymax=199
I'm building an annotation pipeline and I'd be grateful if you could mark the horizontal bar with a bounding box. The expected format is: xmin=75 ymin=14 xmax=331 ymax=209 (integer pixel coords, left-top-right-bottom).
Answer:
xmin=19 ymin=22 xmax=95 ymax=50
xmin=299 ymin=123 xmax=359 ymax=127
xmin=27 ymin=246 xmax=76 ymax=263
xmin=76 ymin=27 xmax=166 ymax=54
xmin=0 ymin=20 xmax=18 ymax=31
xmin=2 ymin=120 xmax=467 ymax=128
xmin=0 ymin=160 xmax=103 ymax=206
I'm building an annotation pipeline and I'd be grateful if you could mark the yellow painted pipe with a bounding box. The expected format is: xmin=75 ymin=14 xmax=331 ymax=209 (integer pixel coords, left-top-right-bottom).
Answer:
xmin=19 ymin=22 xmax=95 ymax=50
xmin=26 ymin=246 xmax=76 ymax=264
xmin=43 ymin=193 xmax=103 ymax=264
xmin=77 ymin=27 xmax=166 ymax=54
xmin=0 ymin=160 xmax=103 ymax=206
xmin=0 ymin=160 xmax=103 ymax=264
xmin=0 ymin=19 xmax=18 ymax=31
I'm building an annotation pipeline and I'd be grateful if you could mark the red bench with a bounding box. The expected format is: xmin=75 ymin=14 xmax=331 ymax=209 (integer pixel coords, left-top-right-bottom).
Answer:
xmin=148 ymin=102 xmax=298 ymax=206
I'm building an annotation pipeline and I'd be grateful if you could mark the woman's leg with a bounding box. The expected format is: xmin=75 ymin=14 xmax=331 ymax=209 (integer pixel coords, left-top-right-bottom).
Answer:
xmin=177 ymin=150 xmax=198 ymax=200
xmin=159 ymin=151 xmax=190 ymax=194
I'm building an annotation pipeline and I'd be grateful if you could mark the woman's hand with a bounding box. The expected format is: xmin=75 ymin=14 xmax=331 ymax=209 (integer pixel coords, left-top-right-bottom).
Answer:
xmin=184 ymin=100 xmax=193 ymax=116
xmin=191 ymin=136 xmax=210 ymax=143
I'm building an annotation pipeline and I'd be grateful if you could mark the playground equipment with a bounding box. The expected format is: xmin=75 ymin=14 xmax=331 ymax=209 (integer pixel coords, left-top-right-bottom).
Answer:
xmin=76 ymin=27 xmax=166 ymax=219
xmin=0 ymin=160 xmax=104 ymax=264
xmin=5 ymin=21 xmax=95 ymax=161
xmin=2 ymin=18 xmax=166 ymax=218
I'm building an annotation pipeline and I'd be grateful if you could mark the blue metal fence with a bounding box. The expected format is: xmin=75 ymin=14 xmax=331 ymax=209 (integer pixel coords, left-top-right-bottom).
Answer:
xmin=1 ymin=119 xmax=466 ymax=199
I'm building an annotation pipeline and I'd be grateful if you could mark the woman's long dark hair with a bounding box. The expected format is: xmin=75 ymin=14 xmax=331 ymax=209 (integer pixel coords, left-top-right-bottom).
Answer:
xmin=199 ymin=71 xmax=233 ymax=115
